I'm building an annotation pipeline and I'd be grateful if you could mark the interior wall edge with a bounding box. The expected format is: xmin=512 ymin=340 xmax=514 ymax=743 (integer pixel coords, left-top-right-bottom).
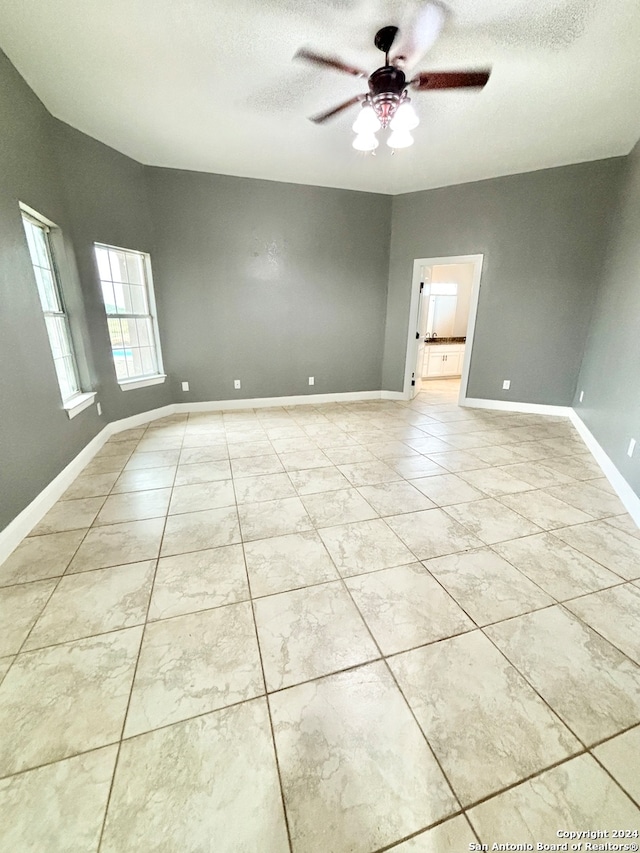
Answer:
xmin=570 ymin=138 xmax=640 ymax=498
xmin=460 ymin=398 xmax=573 ymax=417
xmin=0 ymin=389 xmax=401 ymax=556
xmin=0 ymin=404 xmax=176 ymax=566
xmin=462 ymin=399 xmax=639 ymax=513
xmin=3 ymin=46 xmax=637 ymax=538
xmin=382 ymin=157 xmax=628 ymax=400
xmin=569 ymin=410 xmax=640 ymax=525
xmin=173 ymin=389 xmax=391 ymax=412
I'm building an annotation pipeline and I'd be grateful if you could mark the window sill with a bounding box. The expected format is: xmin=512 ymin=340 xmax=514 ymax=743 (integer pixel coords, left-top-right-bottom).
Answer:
xmin=119 ymin=374 xmax=167 ymax=392
xmin=64 ymin=391 xmax=97 ymax=419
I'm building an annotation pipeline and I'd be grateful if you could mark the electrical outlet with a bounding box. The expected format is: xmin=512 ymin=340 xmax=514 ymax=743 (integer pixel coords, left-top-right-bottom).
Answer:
xmin=234 ymin=379 xmax=241 ymax=390
xmin=579 ymin=390 xmax=584 ymax=403
xmin=96 ymin=402 xmax=102 ymax=416
xmin=628 ymin=438 xmax=636 ymax=458
xmin=181 ymin=381 xmax=189 ymax=392
xmin=308 ymin=376 xmax=315 ymax=386
xmin=502 ymin=380 xmax=511 ymax=390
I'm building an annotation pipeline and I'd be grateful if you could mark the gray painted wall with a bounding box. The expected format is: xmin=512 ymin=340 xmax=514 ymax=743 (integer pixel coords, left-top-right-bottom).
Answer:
xmin=145 ymin=168 xmax=391 ymax=402
xmin=0 ymin=50 xmax=170 ymax=532
xmin=0 ymin=47 xmax=390 ymax=534
xmin=51 ymin=121 xmax=173 ymax=420
xmin=574 ymin=140 xmax=640 ymax=495
xmin=2 ymin=42 xmax=638 ymax=536
xmin=383 ymin=159 xmax=625 ymax=401
xmin=0 ymin=52 xmax=101 ymax=531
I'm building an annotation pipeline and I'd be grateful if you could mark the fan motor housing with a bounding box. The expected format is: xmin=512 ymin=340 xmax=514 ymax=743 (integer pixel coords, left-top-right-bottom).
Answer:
xmin=369 ymin=65 xmax=406 ymax=96
xmin=368 ymin=65 xmax=407 ymax=125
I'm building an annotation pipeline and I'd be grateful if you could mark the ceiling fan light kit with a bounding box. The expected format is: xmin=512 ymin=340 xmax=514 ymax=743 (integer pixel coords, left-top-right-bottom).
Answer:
xmin=295 ymin=1 xmax=490 ymax=155
xmin=387 ymin=128 xmax=414 ymax=149
xmin=353 ymin=98 xmax=418 ymax=150
xmin=352 ymin=105 xmax=381 ymax=135
xmin=391 ymin=100 xmax=419 ymax=132
xmin=352 ymin=132 xmax=379 ymax=152
xmin=352 ymin=98 xmax=418 ymax=151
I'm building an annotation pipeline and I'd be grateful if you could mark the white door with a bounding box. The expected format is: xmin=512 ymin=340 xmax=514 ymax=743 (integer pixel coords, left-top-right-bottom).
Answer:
xmin=411 ymin=268 xmax=431 ymax=398
xmin=403 ymin=255 xmax=484 ymax=402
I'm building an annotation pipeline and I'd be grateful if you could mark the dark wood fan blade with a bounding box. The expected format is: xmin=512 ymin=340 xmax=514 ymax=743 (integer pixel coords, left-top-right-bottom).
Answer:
xmin=410 ymin=69 xmax=491 ymax=90
xmin=294 ymin=48 xmax=368 ymax=79
xmin=390 ymin=2 xmax=446 ymax=69
xmin=309 ymin=95 xmax=366 ymax=124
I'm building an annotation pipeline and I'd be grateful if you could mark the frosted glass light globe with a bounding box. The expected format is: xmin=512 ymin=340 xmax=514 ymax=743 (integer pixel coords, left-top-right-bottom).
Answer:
xmin=352 ymin=105 xmax=381 ymax=134
xmin=387 ymin=129 xmax=414 ymax=149
xmin=390 ymin=101 xmax=419 ymax=131
xmin=353 ymin=133 xmax=379 ymax=152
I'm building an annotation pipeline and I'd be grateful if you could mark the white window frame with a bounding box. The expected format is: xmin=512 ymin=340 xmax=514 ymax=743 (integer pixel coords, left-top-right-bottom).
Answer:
xmin=94 ymin=243 xmax=166 ymax=391
xmin=19 ymin=203 xmax=96 ymax=419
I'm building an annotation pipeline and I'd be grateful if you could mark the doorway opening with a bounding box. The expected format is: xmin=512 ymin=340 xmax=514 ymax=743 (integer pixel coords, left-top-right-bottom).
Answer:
xmin=402 ymin=254 xmax=484 ymax=405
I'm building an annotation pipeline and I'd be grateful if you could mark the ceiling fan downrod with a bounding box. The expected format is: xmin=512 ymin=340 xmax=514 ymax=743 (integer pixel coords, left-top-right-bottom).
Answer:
xmin=374 ymin=25 xmax=399 ymax=64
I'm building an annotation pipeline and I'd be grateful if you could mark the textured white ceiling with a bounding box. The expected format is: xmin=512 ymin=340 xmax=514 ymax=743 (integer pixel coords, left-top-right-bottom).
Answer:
xmin=1 ymin=0 xmax=639 ymax=194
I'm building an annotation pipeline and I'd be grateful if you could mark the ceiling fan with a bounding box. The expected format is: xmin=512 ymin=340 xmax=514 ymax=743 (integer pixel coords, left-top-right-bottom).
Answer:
xmin=294 ymin=1 xmax=491 ymax=151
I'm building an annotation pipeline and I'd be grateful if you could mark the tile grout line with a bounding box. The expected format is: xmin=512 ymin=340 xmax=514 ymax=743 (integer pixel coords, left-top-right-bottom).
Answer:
xmin=369 ymin=810 xmax=469 ymax=852
xmin=219 ymin=410 xmax=327 ymax=853
xmin=2 ymin=396 xmax=639 ymax=845
xmin=95 ymin=420 xmax=181 ymax=853
xmin=546 ymin=525 xmax=640 ymax=573
xmin=237 ymin=484 xmax=295 ymax=851
xmin=1 ymin=660 xmax=635 ymax=807
xmin=0 ymin=506 xmax=106 ymax=689
xmin=0 ymin=426 xmax=154 ymax=681
xmin=588 ymin=746 xmax=640 ymax=813
xmin=0 ymin=740 xmax=123 ymax=785
xmin=3 ymin=432 xmax=634 ymax=615
xmin=471 ymin=618 xmax=640 ymax=808
xmin=459 ymin=749 xmax=592 ymax=815
xmin=0 ymin=686 xmax=280 ymax=785
xmin=0 ymin=432 xmax=152 ymax=755
xmin=477 ymin=620 xmax=592 ymax=750
xmin=433 ymin=491 xmax=632 ymax=582
xmin=478 ymin=527 xmax=640 ymax=639
xmin=555 ymin=599 xmax=640 ymax=671
xmin=371 ymin=559 xmax=608 ymax=822
xmin=362 ymin=549 xmax=640 ymax=824
xmin=585 ymin=718 xmax=640 ymax=753
xmin=243 ymin=417 xmax=472 ymax=846
xmin=335 ymin=565 xmax=471 ymax=838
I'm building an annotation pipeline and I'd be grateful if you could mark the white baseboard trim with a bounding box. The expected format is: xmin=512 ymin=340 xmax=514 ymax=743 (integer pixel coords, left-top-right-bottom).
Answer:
xmin=0 ymin=393 xmax=398 ymax=565
xmin=461 ymin=397 xmax=573 ymax=418
xmin=461 ymin=398 xmax=639 ymax=522
xmin=4 ymin=393 xmax=638 ymax=568
xmin=173 ymin=390 xmax=386 ymax=412
xmin=569 ymin=411 xmax=640 ymax=526
xmin=0 ymin=428 xmax=110 ymax=567
xmin=109 ymin=405 xmax=176 ymax=434
xmin=0 ymin=404 xmax=176 ymax=567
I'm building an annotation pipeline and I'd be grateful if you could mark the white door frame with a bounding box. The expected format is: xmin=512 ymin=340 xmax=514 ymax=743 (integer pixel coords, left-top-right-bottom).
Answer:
xmin=402 ymin=254 xmax=484 ymax=404
xmin=410 ymin=276 xmax=429 ymax=399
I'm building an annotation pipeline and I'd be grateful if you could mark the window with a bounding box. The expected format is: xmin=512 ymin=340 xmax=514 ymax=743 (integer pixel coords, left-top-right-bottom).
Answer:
xmin=94 ymin=244 xmax=165 ymax=389
xmin=430 ymin=282 xmax=458 ymax=296
xmin=21 ymin=210 xmax=82 ymax=404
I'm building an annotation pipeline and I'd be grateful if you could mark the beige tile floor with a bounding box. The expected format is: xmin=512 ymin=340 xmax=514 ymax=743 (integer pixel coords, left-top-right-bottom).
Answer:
xmin=1 ymin=379 xmax=640 ymax=851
